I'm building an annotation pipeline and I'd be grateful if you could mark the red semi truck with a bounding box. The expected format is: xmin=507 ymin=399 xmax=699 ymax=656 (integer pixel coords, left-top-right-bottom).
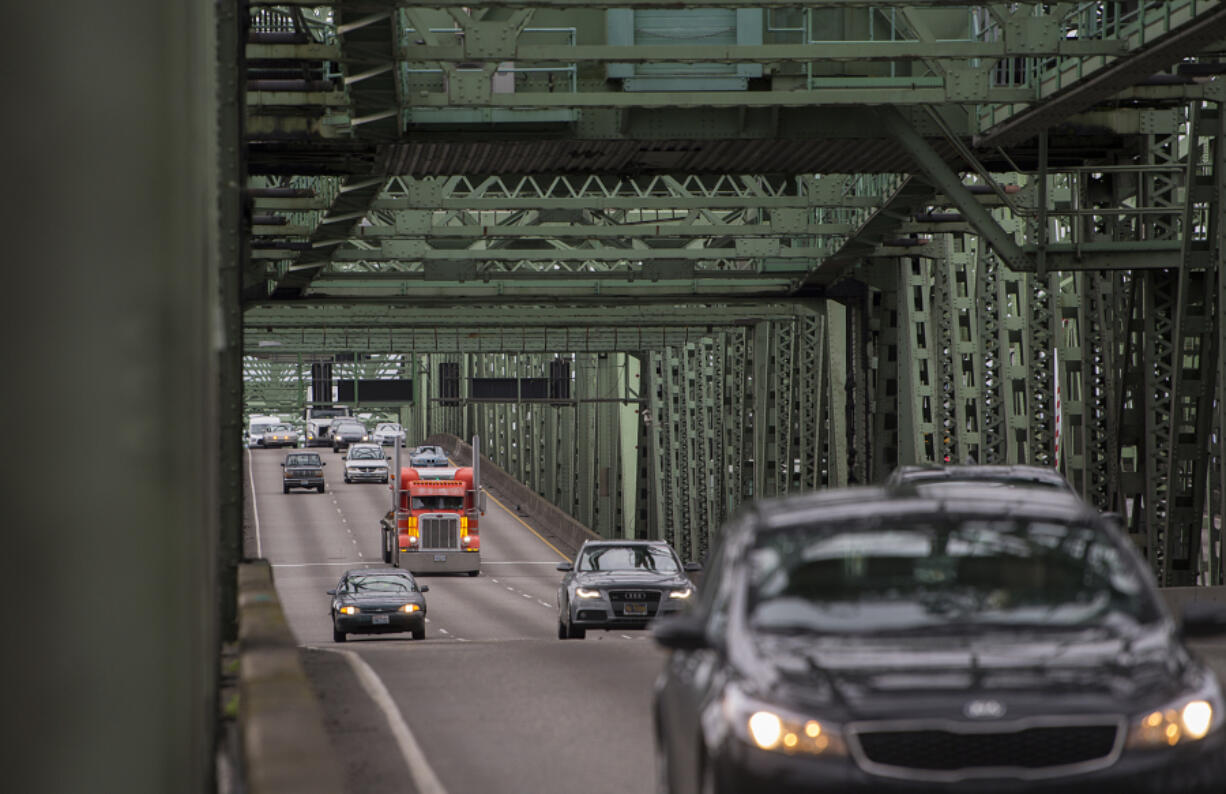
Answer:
xmin=381 ymin=463 xmax=484 ymax=575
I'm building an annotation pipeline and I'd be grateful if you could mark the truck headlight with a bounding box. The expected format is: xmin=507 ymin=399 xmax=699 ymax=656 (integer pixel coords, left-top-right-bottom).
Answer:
xmin=399 ymin=604 xmax=421 ymax=613
xmin=338 ymin=606 xmax=358 ymax=615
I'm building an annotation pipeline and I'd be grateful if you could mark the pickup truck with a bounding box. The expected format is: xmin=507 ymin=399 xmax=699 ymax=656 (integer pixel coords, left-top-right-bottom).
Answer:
xmin=281 ymin=451 xmax=326 ymax=493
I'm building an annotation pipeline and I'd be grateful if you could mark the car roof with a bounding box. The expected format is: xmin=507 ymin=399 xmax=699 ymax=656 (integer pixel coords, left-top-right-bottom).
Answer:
xmin=342 ymin=566 xmax=413 ymax=578
xmin=746 ymin=483 xmax=1097 ymax=535
xmin=887 ymin=464 xmax=1075 ymax=491
xmin=580 ymin=539 xmax=675 ymax=550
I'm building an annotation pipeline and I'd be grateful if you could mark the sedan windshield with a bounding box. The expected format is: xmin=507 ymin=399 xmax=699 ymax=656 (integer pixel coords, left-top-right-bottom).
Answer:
xmin=346 ymin=575 xmax=415 ymax=593
xmin=747 ymin=518 xmax=1160 ymax=635
xmin=269 ymin=425 xmax=292 ymax=433
xmin=350 ymin=447 xmax=384 ymax=460
xmin=376 ymin=424 xmax=400 ymax=432
xmin=578 ymin=545 xmax=679 ymax=573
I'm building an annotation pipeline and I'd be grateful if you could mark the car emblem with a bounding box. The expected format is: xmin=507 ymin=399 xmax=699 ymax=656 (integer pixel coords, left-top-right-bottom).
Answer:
xmin=623 ymin=591 xmax=647 ymax=600
xmin=963 ymin=699 xmax=1007 ymax=720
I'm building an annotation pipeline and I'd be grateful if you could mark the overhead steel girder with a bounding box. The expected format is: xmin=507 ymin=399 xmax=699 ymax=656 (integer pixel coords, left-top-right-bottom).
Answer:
xmin=295 ymin=278 xmax=799 ymax=300
xmin=400 ymin=86 xmax=1034 ymax=109
xmin=371 ymin=174 xmax=876 ymax=210
xmin=328 ymin=246 xmax=826 ymax=262
xmin=245 ymin=326 xmax=759 ymax=355
xmin=978 ymin=2 xmax=1226 ymax=147
xmin=243 ymin=301 xmax=807 ymax=327
xmin=354 ymin=222 xmax=853 ymax=240
xmin=398 ymin=40 xmax=1127 ymax=64
xmin=877 ymin=108 xmax=1031 ymax=273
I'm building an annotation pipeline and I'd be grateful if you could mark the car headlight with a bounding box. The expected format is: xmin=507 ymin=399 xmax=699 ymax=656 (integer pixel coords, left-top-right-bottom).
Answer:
xmin=669 ymin=587 xmax=693 ymax=599
xmin=399 ymin=604 xmax=421 ymax=613
xmin=338 ymin=606 xmax=358 ymax=615
xmin=724 ymin=685 xmax=848 ymax=758
xmin=1127 ymin=676 xmax=1224 ymax=748
xmin=576 ymin=587 xmax=603 ymax=599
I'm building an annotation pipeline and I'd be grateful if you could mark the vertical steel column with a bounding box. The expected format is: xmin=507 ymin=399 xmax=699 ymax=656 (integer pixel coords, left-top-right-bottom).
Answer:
xmin=646 ymin=350 xmax=671 ymax=545
xmin=845 ymin=296 xmax=870 ymax=484
xmin=826 ymin=301 xmax=849 ymax=486
xmin=1213 ymin=105 xmax=1226 ymax=584
xmin=575 ymin=354 xmax=598 ymax=530
xmin=1026 ymin=270 xmax=1060 ymax=467
xmin=724 ymin=328 xmax=751 ymax=513
xmin=976 ymin=250 xmax=1008 ymax=464
xmin=774 ymin=320 xmax=797 ymax=494
xmin=795 ymin=308 xmax=825 ymax=491
xmin=897 ymin=258 xmax=937 ymax=464
xmin=594 ymin=352 xmax=620 ymax=537
xmin=751 ymin=322 xmax=773 ymax=499
xmin=870 ymin=273 xmax=902 ymax=479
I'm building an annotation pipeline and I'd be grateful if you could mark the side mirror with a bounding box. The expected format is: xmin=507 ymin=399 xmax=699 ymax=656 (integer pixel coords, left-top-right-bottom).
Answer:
xmin=326 ymin=589 xmax=336 ymax=595
xmin=322 ymin=462 xmax=327 ymax=466
xmin=280 ymin=462 xmax=285 ymax=467
xmin=1181 ymin=603 xmax=1226 ymax=639
xmin=420 ymin=585 xmax=430 ymax=593
xmin=556 ymin=562 xmax=573 ymax=572
xmin=652 ymin=615 xmax=709 ymax=651
xmin=684 ymin=561 xmax=703 ymax=572
xmin=478 ymin=490 xmax=488 ymax=514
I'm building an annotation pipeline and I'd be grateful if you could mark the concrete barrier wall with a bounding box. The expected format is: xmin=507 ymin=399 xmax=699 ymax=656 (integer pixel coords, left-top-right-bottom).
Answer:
xmin=426 ymin=433 xmax=600 ymax=560
xmin=238 ymin=561 xmax=343 ymax=794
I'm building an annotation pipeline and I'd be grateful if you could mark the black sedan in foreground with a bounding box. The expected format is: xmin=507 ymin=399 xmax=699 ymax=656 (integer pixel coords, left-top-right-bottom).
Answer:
xmin=652 ymin=485 xmax=1226 ymax=794
xmin=557 ymin=540 xmax=701 ymax=639
xmin=328 ymin=568 xmax=428 ymax=643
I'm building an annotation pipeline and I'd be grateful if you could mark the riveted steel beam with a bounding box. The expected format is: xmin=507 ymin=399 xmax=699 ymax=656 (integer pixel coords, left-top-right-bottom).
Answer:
xmin=878 ymin=107 xmax=1032 ymax=273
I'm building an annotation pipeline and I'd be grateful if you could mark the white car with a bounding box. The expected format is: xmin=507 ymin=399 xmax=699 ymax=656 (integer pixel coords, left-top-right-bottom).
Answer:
xmin=372 ymin=422 xmax=407 ymax=447
xmin=343 ymin=444 xmax=390 ymax=484
xmin=246 ymin=415 xmax=282 ymax=449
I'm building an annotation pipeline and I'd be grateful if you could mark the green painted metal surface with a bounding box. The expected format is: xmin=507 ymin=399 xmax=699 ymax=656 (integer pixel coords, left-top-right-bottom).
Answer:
xmin=238 ymin=1 xmax=1226 ymax=585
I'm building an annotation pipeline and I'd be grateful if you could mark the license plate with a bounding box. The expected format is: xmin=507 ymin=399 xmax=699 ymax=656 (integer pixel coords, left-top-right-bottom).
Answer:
xmin=299 ymin=480 xmax=310 ymax=486
xmin=372 ymin=615 xmax=390 ymax=625
xmin=434 ymin=553 xmax=447 ymax=562
xmin=624 ymin=603 xmax=648 ymax=616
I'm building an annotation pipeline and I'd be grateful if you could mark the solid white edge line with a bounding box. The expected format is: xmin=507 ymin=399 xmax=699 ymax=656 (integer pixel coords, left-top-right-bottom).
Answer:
xmin=246 ymin=448 xmax=262 ymax=558
xmin=317 ymin=647 xmax=448 ymax=794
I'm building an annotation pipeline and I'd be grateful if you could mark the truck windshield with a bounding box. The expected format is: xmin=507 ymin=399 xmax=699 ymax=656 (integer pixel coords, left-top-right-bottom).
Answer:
xmin=412 ymin=496 xmax=465 ymax=510
xmin=285 ymin=454 xmax=319 ymax=466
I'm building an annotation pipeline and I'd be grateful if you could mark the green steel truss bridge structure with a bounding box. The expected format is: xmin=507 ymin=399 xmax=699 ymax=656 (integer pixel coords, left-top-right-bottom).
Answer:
xmin=236 ymin=1 xmax=1226 ymax=587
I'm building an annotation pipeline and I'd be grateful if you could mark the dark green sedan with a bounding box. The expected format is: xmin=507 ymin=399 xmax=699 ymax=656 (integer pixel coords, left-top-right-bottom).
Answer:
xmin=327 ymin=568 xmax=428 ymax=643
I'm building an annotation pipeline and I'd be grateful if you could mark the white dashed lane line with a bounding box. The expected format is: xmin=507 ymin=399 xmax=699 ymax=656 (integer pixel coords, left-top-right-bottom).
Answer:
xmin=538 ymin=601 xmax=551 ymax=608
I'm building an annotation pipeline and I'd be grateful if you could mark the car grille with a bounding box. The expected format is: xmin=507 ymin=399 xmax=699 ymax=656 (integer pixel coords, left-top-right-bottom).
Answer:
xmin=608 ymin=589 xmax=662 ymax=617
xmin=853 ymin=723 xmax=1120 ymax=774
xmin=420 ymin=515 xmax=460 ymax=550
xmin=609 ymin=590 xmax=662 ymax=603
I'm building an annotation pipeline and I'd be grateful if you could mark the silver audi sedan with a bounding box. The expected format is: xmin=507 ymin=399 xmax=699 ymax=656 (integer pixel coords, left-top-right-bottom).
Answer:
xmin=556 ymin=540 xmax=701 ymax=639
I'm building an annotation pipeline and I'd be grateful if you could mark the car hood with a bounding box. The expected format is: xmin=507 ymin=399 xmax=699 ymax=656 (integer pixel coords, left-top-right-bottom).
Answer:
xmin=745 ymin=625 xmax=1192 ymax=722
xmin=346 ymin=459 xmax=388 ymax=466
xmin=571 ymin=570 xmax=691 ymax=588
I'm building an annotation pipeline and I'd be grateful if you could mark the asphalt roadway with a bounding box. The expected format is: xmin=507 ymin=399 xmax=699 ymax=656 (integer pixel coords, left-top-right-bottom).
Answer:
xmin=247 ymin=446 xmax=667 ymax=794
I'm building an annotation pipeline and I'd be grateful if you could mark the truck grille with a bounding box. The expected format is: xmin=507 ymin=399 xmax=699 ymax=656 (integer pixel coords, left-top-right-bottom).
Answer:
xmin=854 ymin=723 xmax=1119 ymax=775
xmin=420 ymin=515 xmax=460 ymax=550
